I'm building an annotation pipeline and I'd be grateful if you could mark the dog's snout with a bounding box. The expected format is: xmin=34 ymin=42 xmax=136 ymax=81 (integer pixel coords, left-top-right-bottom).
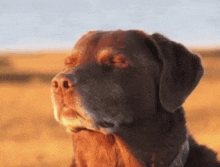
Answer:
xmin=51 ymin=73 xmax=76 ymax=93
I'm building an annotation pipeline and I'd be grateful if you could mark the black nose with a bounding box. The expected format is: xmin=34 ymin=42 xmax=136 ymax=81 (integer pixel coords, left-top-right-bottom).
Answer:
xmin=51 ymin=73 xmax=76 ymax=94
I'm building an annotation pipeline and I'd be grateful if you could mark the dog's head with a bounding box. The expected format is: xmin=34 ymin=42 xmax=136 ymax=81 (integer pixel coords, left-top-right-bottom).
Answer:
xmin=51 ymin=30 xmax=204 ymax=134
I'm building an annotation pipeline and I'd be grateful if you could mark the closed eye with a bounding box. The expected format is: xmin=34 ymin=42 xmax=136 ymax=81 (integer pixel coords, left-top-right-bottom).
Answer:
xmin=64 ymin=56 xmax=79 ymax=70
xmin=97 ymin=49 xmax=131 ymax=68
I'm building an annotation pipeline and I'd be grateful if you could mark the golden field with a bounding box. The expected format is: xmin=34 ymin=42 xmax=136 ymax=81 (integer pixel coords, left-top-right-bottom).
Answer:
xmin=0 ymin=48 xmax=220 ymax=167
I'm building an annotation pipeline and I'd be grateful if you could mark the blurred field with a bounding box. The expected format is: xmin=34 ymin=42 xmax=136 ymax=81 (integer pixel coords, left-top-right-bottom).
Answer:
xmin=0 ymin=48 xmax=220 ymax=167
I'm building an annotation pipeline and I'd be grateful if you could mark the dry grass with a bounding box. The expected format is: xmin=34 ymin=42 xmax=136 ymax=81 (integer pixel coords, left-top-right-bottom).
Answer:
xmin=184 ymin=79 xmax=220 ymax=154
xmin=0 ymin=49 xmax=220 ymax=166
xmin=0 ymin=51 xmax=70 ymax=74
xmin=0 ymin=82 xmax=72 ymax=167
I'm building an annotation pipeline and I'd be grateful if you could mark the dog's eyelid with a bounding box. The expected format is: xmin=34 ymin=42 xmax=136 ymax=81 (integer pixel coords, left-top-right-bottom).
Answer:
xmin=112 ymin=55 xmax=131 ymax=68
xmin=64 ymin=56 xmax=79 ymax=69
xmin=65 ymin=56 xmax=77 ymax=64
xmin=98 ymin=54 xmax=131 ymax=69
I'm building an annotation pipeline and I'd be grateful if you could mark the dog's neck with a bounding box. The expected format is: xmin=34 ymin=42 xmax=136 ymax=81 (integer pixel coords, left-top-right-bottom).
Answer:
xmin=71 ymin=108 xmax=189 ymax=166
xmin=71 ymin=130 xmax=145 ymax=167
xmin=70 ymin=130 xmax=189 ymax=167
xmin=147 ymin=138 xmax=189 ymax=167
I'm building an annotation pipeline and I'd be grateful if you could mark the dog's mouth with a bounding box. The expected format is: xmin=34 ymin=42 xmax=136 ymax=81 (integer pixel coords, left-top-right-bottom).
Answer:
xmin=55 ymin=104 xmax=94 ymax=133
xmin=51 ymin=90 xmax=116 ymax=134
xmin=58 ymin=105 xmax=117 ymax=133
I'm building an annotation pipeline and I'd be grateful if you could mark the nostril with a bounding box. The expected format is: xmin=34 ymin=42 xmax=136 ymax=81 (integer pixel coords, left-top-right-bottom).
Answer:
xmin=63 ymin=80 xmax=70 ymax=89
xmin=52 ymin=73 xmax=76 ymax=92
xmin=52 ymin=80 xmax=59 ymax=89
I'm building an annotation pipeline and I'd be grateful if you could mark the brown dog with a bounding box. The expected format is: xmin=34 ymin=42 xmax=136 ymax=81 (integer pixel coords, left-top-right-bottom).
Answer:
xmin=51 ymin=30 xmax=220 ymax=167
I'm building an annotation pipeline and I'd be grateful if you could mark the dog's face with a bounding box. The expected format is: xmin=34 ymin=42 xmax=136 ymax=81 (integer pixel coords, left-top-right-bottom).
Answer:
xmin=51 ymin=30 xmax=204 ymax=134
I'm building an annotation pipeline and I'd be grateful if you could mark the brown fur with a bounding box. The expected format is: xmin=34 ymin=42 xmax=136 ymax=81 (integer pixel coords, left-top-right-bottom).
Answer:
xmin=64 ymin=50 xmax=81 ymax=69
xmin=70 ymin=131 xmax=143 ymax=167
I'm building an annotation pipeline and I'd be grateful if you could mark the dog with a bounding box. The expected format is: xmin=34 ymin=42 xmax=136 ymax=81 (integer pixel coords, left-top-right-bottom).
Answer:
xmin=51 ymin=30 xmax=220 ymax=167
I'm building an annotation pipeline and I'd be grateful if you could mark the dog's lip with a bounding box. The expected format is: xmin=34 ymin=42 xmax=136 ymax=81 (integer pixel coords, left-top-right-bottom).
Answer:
xmin=60 ymin=105 xmax=81 ymax=118
xmin=71 ymin=127 xmax=88 ymax=133
xmin=96 ymin=121 xmax=115 ymax=128
xmin=59 ymin=105 xmax=115 ymax=134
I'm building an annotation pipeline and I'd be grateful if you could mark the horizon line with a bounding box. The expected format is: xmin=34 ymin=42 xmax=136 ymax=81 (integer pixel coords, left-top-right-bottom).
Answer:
xmin=1 ymin=45 xmax=220 ymax=53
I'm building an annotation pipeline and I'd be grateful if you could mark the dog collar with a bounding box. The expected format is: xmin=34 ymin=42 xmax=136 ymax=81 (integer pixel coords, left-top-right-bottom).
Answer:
xmin=149 ymin=139 xmax=189 ymax=167
xmin=169 ymin=139 xmax=189 ymax=167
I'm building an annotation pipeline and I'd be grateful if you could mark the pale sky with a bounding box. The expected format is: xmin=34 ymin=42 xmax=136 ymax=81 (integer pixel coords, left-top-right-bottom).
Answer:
xmin=0 ymin=0 xmax=220 ymax=51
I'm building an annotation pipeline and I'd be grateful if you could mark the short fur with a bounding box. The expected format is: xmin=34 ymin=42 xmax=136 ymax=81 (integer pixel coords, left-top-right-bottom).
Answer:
xmin=51 ymin=30 xmax=220 ymax=167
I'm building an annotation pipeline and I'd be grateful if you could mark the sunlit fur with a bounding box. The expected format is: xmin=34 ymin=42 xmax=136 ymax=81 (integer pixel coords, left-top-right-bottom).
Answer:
xmin=97 ymin=48 xmax=130 ymax=68
xmin=51 ymin=86 xmax=97 ymax=133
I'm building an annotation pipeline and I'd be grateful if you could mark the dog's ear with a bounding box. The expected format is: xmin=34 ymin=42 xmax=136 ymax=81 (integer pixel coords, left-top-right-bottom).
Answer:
xmin=151 ymin=33 xmax=204 ymax=112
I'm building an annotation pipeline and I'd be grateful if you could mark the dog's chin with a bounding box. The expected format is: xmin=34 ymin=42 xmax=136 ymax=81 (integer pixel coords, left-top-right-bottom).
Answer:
xmin=53 ymin=107 xmax=92 ymax=133
xmin=60 ymin=116 xmax=115 ymax=134
xmin=60 ymin=116 xmax=87 ymax=133
xmin=54 ymin=106 xmax=116 ymax=134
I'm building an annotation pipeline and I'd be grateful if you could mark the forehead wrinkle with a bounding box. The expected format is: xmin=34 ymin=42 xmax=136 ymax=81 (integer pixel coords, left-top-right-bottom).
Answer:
xmin=73 ymin=32 xmax=106 ymax=65
xmin=96 ymin=30 xmax=127 ymax=50
xmin=72 ymin=30 xmax=131 ymax=66
xmin=97 ymin=48 xmax=114 ymax=57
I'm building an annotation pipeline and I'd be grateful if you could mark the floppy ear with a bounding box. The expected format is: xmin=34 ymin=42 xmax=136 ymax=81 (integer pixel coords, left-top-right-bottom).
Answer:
xmin=151 ymin=33 xmax=204 ymax=112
